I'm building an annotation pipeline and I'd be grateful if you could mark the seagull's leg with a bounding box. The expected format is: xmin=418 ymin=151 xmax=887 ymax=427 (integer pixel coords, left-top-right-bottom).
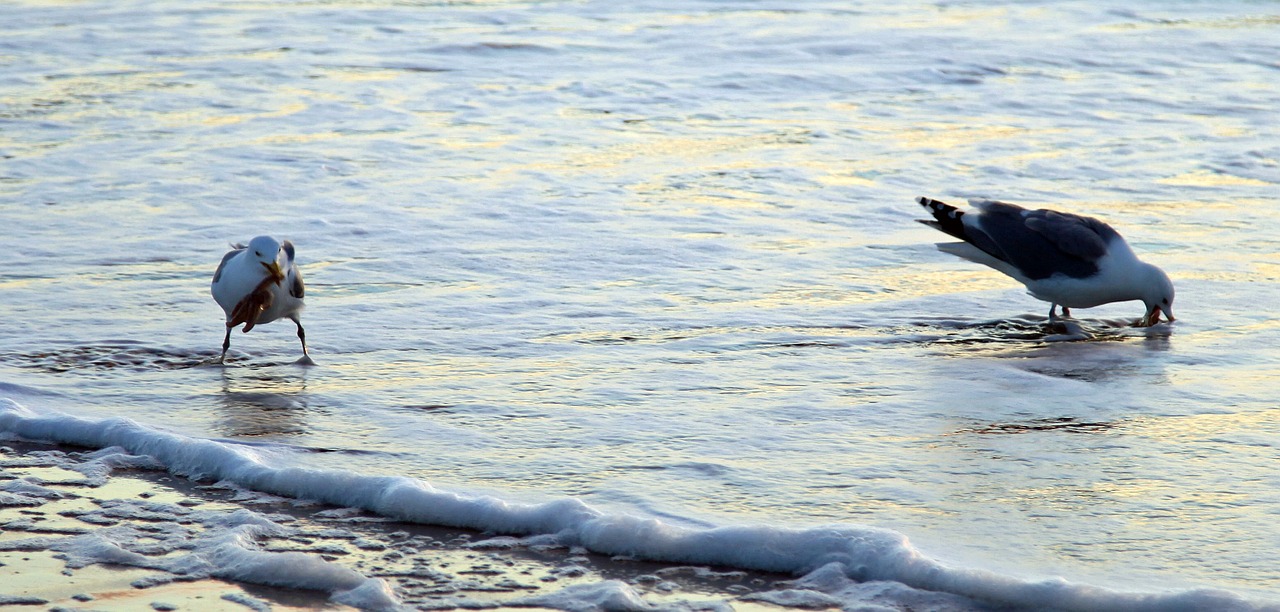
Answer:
xmin=293 ymin=316 xmax=308 ymax=355
xmin=219 ymin=324 xmax=233 ymax=364
xmin=1061 ymin=306 xmax=1071 ymax=318
xmin=1048 ymin=304 xmax=1060 ymax=322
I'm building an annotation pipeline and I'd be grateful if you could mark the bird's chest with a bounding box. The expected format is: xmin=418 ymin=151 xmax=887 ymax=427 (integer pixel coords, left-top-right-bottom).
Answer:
xmin=212 ymin=263 xmax=270 ymax=311
xmin=1026 ymin=270 xmax=1133 ymax=308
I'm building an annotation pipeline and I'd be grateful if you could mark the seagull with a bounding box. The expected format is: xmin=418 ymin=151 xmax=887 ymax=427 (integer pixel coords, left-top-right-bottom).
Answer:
xmin=915 ymin=197 xmax=1175 ymax=326
xmin=211 ymin=236 xmax=308 ymax=363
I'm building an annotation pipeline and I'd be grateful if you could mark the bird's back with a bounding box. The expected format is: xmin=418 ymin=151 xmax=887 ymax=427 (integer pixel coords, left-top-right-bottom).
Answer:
xmin=966 ymin=201 xmax=1109 ymax=281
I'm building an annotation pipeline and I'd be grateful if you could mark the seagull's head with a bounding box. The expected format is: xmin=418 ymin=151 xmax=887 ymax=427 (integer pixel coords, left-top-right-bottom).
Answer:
xmin=247 ymin=235 xmax=285 ymax=285
xmin=1138 ymin=263 xmax=1175 ymax=327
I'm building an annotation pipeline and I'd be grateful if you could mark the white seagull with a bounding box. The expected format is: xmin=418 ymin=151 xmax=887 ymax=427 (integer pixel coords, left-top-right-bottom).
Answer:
xmin=915 ymin=197 xmax=1175 ymax=326
xmin=211 ymin=236 xmax=308 ymax=363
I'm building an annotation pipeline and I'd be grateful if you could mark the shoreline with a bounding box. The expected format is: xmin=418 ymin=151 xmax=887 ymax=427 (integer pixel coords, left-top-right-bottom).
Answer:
xmin=5 ymin=422 xmax=1269 ymax=612
xmin=1 ymin=438 xmax=797 ymax=611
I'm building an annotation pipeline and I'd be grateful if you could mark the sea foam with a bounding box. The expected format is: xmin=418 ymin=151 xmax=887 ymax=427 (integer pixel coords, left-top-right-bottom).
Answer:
xmin=1 ymin=399 xmax=1270 ymax=612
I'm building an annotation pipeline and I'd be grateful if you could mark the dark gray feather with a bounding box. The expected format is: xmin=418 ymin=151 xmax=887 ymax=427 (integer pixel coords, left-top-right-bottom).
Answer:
xmin=1022 ymin=209 xmax=1116 ymax=260
xmin=282 ymin=240 xmax=303 ymax=298
xmin=965 ymin=200 xmax=1107 ymax=280
xmin=290 ymin=270 xmax=305 ymax=299
xmin=211 ymin=246 xmax=244 ymax=284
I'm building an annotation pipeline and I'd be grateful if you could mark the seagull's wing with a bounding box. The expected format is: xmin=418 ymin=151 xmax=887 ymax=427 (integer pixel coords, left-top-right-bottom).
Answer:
xmin=211 ymin=246 xmax=245 ymax=284
xmin=289 ymin=268 xmax=304 ymax=300
xmin=967 ymin=200 xmax=1102 ymax=280
xmin=282 ymin=240 xmax=304 ymax=300
xmin=1021 ymin=209 xmax=1116 ymax=261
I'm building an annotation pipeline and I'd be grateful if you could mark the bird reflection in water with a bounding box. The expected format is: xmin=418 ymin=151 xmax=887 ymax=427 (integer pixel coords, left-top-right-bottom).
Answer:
xmin=216 ymin=367 xmax=310 ymax=439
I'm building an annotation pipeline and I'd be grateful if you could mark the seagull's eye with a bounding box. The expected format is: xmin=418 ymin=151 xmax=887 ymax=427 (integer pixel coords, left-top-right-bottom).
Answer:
xmin=1162 ymin=298 xmax=1169 ymax=304
xmin=254 ymin=251 xmax=261 ymax=257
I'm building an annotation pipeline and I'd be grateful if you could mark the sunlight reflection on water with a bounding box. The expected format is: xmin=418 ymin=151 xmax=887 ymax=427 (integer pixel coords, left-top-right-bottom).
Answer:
xmin=2 ymin=0 xmax=1279 ymax=600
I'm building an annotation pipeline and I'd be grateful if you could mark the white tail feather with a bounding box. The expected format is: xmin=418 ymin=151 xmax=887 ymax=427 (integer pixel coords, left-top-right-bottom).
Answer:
xmin=935 ymin=242 xmax=1027 ymax=283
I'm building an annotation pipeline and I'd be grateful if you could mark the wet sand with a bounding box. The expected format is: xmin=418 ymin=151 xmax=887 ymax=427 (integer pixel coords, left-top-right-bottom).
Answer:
xmin=1 ymin=440 xmax=796 ymax=611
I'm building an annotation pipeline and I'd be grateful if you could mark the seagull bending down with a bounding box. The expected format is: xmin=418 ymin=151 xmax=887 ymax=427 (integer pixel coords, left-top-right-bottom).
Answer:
xmin=915 ymin=197 xmax=1174 ymax=326
xmin=211 ymin=235 xmax=308 ymax=363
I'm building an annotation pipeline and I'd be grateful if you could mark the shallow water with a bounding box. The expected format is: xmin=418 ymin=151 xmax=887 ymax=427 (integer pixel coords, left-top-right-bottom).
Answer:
xmin=3 ymin=0 xmax=1280 ymax=607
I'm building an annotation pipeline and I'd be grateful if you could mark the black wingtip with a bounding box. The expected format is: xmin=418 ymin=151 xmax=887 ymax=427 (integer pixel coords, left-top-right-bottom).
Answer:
xmin=916 ymin=196 xmax=951 ymax=210
xmin=915 ymin=196 xmax=967 ymax=240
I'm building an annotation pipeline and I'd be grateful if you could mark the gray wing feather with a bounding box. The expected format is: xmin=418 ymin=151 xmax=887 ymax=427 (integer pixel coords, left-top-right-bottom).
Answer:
xmin=290 ymin=268 xmax=305 ymax=299
xmin=282 ymin=241 xmax=304 ymax=299
xmin=211 ymin=246 xmax=244 ymax=284
xmin=1023 ymin=210 xmax=1114 ymax=260
xmin=966 ymin=200 xmax=1106 ymax=280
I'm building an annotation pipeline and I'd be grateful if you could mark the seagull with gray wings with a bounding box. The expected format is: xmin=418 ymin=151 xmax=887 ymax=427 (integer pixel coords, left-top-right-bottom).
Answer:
xmin=210 ymin=235 xmax=309 ymax=363
xmin=915 ymin=197 xmax=1174 ymax=326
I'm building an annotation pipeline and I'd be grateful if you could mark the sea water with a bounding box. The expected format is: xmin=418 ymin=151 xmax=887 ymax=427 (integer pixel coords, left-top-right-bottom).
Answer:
xmin=2 ymin=0 xmax=1279 ymax=609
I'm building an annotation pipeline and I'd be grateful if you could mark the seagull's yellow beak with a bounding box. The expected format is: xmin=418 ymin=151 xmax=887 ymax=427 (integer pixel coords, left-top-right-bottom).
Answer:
xmin=262 ymin=260 xmax=285 ymax=285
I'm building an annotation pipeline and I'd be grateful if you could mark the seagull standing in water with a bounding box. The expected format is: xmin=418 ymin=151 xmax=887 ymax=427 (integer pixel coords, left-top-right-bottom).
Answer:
xmin=211 ymin=236 xmax=309 ymax=363
xmin=915 ymin=197 xmax=1175 ymax=326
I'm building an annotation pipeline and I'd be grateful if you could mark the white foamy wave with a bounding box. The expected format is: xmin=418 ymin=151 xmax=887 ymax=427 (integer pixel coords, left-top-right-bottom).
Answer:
xmin=512 ymin=581 xmax=664 ymax=612
xmin=1 ymin=399 xmax=1270 ymax=612
xmin=3 ymin=485 xmax=399 ymax=610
